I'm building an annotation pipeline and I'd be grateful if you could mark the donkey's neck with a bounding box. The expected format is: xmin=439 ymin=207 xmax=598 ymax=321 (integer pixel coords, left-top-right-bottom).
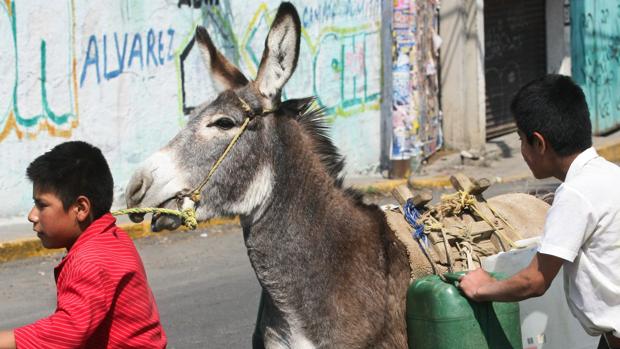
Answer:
xmin=240 ymin=122 xmax=376 ymax=316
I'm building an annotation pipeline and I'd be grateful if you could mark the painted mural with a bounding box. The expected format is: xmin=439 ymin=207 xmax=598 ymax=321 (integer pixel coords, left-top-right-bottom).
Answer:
xmin=391 ymin=0 xmax=442 ymax=169
xmin=571 ymin=0 xmax=620 ymax=135
xmin=0 ymin=0 xmax=384 ymax=220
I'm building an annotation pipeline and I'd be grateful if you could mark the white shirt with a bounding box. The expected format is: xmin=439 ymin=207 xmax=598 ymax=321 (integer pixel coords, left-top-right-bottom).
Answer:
xmin=539 ymin=147 xmax=620 ymax=337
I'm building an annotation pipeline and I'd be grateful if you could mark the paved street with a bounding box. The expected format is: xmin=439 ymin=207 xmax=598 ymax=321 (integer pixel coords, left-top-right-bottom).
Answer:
xmin=0 ymin=225 xmax=261 ymax=349
xmin=0 ymin=178 xmax=561 ymax=348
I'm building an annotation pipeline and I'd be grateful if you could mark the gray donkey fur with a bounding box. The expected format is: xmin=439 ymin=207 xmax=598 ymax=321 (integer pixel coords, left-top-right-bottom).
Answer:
xmin=125 ymin=3 xmax=409 ymax=348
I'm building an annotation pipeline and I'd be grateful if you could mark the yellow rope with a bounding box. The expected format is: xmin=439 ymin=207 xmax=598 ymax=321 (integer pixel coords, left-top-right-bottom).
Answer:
xmin=111 ymin=94 xmax=272 ymax=231
xmin=413 ymin=189 xmax=520 ymax=270
xmin=111 ymin=207 xmax=198 ymax=230
xmin=189 ymin=116 xmax=252 ymax=202
xmin=109 ymin=118 xmax=249 ymax=231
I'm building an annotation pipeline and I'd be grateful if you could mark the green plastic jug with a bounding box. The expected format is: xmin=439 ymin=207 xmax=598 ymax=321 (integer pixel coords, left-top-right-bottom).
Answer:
xmin=406 ymin=272 xmax=521 ymax=349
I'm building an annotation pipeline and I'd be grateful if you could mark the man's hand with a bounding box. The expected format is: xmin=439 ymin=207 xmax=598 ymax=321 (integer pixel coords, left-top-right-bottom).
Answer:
xmin=458 ymin=268 xmax=496 ymax=301
xmin=456 ymin=253 xmax=564 ymax=303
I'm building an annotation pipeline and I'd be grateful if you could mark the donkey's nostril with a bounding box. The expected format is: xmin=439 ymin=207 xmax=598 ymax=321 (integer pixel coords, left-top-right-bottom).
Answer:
xmin=128 ymin=179 xmax=146 ymax=204
xmin=129 ymin=213 xmax=145 ymax=223
xmin=129 ymin=179 xmax=144 ymax=200
xmin=126 ymin=172 xmax=153 ymax=207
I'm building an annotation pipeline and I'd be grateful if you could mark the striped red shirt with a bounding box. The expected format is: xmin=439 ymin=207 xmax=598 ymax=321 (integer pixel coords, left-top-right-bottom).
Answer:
xmin=14 ymin=213 xmax=167 ymax=348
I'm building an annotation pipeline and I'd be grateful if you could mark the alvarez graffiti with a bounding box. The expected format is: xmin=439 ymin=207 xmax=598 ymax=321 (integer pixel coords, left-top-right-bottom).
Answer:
xmin=80 ymin=28 xmax=176 ymax=87
xmin=0 ymin=0 xmax=79 ymax=141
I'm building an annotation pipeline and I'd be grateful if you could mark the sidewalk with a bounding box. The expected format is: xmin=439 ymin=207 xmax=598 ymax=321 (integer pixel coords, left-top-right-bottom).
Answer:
xmin=410 ymin=129 xmax=620 ymax=188
xmin=3 ymin=130 xmax=620 ymax=263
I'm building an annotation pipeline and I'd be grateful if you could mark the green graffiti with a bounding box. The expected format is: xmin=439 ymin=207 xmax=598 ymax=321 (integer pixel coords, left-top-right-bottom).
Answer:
xmin=239 ymin=4 xmax=381 ymax=120
xmin=2 ymin=0 xmax=77 ymax=139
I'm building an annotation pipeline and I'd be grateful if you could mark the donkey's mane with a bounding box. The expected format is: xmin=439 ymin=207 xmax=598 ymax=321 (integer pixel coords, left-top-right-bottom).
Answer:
xmin=280 ymin=97 xmax=364 ymax=203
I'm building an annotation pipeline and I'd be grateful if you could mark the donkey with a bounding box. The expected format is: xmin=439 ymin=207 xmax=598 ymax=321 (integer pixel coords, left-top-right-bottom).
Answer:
xmin=125 ymin=3 xmax=409 ymax=348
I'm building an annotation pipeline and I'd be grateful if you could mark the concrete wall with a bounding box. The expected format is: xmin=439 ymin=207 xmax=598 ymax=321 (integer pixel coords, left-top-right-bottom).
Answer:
xmin=0 ymin=0 xmax=384 ymax=221
xmin=440 ymin=0 xmax=570 ymax=152
xmin=439 ymin=0 xmax=486 ymax=152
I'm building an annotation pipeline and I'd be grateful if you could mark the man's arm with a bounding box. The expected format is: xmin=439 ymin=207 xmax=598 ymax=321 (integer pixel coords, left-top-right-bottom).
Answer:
xmin=0 ymin=330 xmax=16 ymax=349
xmin=459 ymin=252 xmax=564 ymax=302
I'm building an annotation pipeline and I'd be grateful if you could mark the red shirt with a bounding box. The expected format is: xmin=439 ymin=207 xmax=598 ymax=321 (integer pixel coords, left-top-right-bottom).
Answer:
xmin=14 ymin=214 xmax=167 ymax=348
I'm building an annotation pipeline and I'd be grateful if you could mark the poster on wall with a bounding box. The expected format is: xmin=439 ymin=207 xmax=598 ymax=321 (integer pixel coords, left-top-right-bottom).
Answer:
xmin=391 ymin=0 xmax=442 ymax=169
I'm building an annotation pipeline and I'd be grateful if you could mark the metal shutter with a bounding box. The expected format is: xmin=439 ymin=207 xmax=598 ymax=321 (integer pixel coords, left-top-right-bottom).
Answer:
xmin=484 ymin=0 xmax=547 ymax=138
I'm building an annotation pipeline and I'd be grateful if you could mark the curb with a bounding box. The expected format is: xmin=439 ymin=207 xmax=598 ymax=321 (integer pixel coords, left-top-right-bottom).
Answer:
xmin=351 ymin=178 xmax=408 ymax=194
xmin=596 ymin=139 xmax=620 ymax=163
xmin=3 ymin=139 xmax=619 ymax=264
xmin=0 ymin=217 xmax=239 ymax=264
xmin=409 ymin=171 xmax=534 ymax=189
xmin=0 ymin=181 xmax=407 ymax=264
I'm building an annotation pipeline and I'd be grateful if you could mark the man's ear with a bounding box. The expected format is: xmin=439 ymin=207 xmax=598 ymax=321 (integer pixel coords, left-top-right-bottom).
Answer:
xmin=532 ymin=131 xmax=547 ymax=155
xmin=74 ymin=196 xmax=92 ymax=222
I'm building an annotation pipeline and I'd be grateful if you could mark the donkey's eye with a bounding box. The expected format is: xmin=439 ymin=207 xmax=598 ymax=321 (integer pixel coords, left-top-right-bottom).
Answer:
xmin=209 ymin=118 xmax=236 ymax=130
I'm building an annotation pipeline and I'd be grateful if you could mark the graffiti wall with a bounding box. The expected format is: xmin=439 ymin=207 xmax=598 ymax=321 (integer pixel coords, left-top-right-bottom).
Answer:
xmin=391 ymin=0 xmax=442 ymax=168
xmin=571 ymin=0 xmax=620 ymax=135
xmin=0 ymin=0 xmax=384 ymax=220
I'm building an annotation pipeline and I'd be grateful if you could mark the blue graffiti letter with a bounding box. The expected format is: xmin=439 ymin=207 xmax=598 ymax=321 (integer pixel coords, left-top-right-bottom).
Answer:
xmin=80 ymin=35 xmax=100 ymax=87
xmin=167 ymin=28 xmax=175 ymax=61
xmin=128 ymin=33 xmax=143 ymax=69
xmin=104 ymin=32 xmax=128 ymax=80
xmin=146 ymin=29 xmax=158 ymax=67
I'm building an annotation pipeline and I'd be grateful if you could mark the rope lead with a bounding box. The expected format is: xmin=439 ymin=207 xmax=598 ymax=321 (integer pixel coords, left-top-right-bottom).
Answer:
xmin=111 ymin=206 xmax=198 ymax=230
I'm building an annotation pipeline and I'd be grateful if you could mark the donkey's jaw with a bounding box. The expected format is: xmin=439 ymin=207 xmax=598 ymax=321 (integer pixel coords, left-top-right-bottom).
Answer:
xmin=225 ymin=164 xmax=274 ymax=219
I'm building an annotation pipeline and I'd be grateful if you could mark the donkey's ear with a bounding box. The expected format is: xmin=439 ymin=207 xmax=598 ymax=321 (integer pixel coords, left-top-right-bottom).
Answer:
xmin=195 ymin=26 xmax=248 ymax=90
xmin=255 ymin=2 xmax=301 ymax=101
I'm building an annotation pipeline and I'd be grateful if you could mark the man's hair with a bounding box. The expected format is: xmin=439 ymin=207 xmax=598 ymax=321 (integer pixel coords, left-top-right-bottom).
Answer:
xmin=510 ymin=74 xmax=592 ymax=156
xmin=27 ymin=141 xmax=114 ymax=219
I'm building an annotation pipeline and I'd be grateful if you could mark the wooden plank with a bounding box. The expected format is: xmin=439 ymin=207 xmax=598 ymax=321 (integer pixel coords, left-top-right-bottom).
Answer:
xmin=450 ymin=173 xmax=491 ymax=195
xmin=391 ymin=185 xmax=432 ymax=209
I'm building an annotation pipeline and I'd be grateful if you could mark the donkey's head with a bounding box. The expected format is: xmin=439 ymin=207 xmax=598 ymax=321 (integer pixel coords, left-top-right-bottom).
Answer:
xmin=125 ymin=3 xmax=301 ymax=231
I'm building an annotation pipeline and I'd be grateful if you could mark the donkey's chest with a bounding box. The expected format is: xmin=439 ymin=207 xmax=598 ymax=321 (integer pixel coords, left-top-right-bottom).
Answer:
xmin=264 ymin=309 xmax=318 ymax=349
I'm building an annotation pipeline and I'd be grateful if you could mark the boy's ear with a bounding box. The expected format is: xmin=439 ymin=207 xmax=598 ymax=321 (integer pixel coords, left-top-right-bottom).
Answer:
xmin=532 ymin=131 xmax=547 ymax=154
xmin=74 ymin=196 xmax=92 ymax=222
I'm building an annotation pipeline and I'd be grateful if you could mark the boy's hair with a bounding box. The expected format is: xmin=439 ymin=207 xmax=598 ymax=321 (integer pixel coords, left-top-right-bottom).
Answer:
xmin=510 ymin=74 xmax=592 ymax=156
xmin=27 ymin=141 xmax=114 ymax=219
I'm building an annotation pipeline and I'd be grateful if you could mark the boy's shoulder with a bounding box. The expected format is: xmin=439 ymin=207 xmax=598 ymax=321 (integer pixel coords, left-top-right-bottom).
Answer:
xmin=566 ymin=155 xmax=620 ymax=203
xmin=68 ymin=222 xmax=138 ymax=268
xmin=574 ymin=155 xmax=620 ymax=180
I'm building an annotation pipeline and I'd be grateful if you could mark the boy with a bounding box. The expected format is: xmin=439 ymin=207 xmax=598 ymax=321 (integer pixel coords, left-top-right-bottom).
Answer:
xmin=0 ymin=141 xmax=167 ymax=349
xmin=458 ymin=75 xmax=620 ymax=348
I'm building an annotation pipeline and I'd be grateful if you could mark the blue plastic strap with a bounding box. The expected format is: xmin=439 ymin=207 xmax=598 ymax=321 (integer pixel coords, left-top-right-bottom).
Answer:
xmin=403 ymin=199 xmax=428 ymax=246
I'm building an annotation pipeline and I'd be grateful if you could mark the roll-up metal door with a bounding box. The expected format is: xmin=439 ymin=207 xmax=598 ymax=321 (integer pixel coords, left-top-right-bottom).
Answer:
xmin=484 ymin=0 xmax=547 ymax=138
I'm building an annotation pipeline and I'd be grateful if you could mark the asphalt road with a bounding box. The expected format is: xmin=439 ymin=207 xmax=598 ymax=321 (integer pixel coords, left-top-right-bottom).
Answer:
xmin=0 ymin=178 xmax=561 ymax=348
xmin=0 ymin=224 xmax=261 ymax=349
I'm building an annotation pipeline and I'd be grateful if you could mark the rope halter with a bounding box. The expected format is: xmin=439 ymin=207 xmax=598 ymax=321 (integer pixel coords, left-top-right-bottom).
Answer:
xmin=112 ymin=93 xmax=276 ymax=230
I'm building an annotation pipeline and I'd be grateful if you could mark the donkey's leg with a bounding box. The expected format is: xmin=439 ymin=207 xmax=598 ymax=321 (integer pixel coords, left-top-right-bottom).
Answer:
xmin=252 ymin=289 xmax=266 ymax=349
xmin=255 ymin=291 xmax=296 ymax=349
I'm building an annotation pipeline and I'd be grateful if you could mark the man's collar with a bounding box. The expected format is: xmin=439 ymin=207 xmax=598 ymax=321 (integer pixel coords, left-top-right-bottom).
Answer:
xmin=565 ymin=147 xmax=598 ymax=182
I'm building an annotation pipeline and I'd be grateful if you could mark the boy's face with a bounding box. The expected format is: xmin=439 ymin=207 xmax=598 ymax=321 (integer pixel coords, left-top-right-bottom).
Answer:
xmin=518 ymin=130 xmax=551 ymax=179
xmin=28 ymin=187 xmax=82 ymax=250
